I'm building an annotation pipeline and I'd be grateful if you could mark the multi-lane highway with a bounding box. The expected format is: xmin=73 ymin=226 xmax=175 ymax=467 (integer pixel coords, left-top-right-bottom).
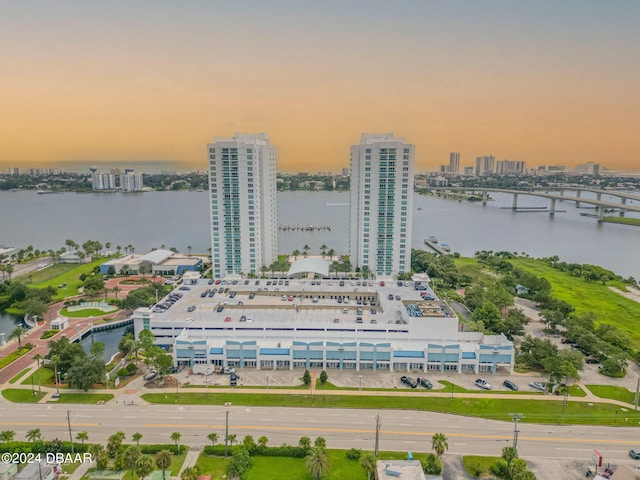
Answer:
xmin=1 ymin=403 xmax=637 ymax=463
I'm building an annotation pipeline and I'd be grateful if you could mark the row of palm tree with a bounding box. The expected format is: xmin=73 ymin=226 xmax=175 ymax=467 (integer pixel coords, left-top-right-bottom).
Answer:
xmin=291 ymin=244 xmax=336 ymax=261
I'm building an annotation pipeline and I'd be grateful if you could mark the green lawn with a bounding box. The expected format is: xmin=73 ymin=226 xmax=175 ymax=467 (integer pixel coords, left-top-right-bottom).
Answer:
xmin=2 ymin=388 xmax=47 ymax=403
xmin=9 ymin=367 xmax=31 ymax=384
xmin=22 ymin=367 xmax=56 ymax=386
xmin=60 ymin=307 xmax=118 ymax=318
xmin=195 ymin=450 xmax=421 ymax=480
xmin=463 ymin=455 xmax=501 ymax=478
xmin=142 ymin=392 xmax=640 ymax=426
xmin=586 ymin=385 xmax=637 ymax=404
xmin=602 ymin=216 xmax=640 ymax=226
xmin=168 ymin=453 xmax=187 ymax=476
xmin=30 ymin=256 xmax=117 ymax=301
xmin=509 ymin=258 xmax=640 ymax=349
xmin=51 ymin=393 xmax=114 ymax=404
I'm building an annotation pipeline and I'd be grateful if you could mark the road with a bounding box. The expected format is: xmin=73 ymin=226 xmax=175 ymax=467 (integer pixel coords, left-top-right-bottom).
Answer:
xmin=1 ymin=403 xmax=637 ymax=463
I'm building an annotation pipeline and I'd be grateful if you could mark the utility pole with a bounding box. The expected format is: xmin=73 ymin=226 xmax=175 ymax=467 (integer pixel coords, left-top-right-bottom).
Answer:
xmin=635 ymin=377 xmax=640 ymax=412
xmin=224 ymin=411 xmax=229 ymax=457
xmin=374 ymin=415 xmax=381 ymax=458
xmin=510 ymin=413 xmax=522 ymax=451
xmin=67 ymin=411 xmax=74 ymax=454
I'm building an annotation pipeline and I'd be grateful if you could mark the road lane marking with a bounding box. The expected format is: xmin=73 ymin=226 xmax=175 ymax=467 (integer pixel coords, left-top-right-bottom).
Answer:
xmin=141 ymin=423 xmax=640 ymax=445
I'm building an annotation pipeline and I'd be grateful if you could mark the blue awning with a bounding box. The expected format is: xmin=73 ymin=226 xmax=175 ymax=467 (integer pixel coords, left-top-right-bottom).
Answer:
xmin=461 ymin=352 xmax=476 ymax=359
xmin=393 ymin=350 xmax=425 ymax=358
xmin=260 ymin=348 xmax=290 ymax=356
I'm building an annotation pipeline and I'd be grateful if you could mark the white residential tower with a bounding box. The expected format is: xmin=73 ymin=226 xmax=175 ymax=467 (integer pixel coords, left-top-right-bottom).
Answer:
xmin=208 ymin=133 xmax=277 ymax=278
xmin=349 ymin=133 xmax=415 ymax=277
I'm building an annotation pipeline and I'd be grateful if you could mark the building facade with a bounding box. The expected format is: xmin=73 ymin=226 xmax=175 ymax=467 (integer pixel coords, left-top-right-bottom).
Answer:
xmin=449 ymin=152 xmax=460 ymax=174
xmin=475 ymin=155 xmax=495 ymax=176
xmin=495 ymin=160 xmax=526 ymax=175
xmin=349 ymin=133 xmax=415 ymax=277
xmin=208 ymin=133 xmax=277 ymax=278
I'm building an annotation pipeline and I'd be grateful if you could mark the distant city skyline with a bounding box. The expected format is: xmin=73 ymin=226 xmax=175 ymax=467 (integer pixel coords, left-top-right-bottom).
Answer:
xmin=1 ymin=2 xmax=639 ymax=171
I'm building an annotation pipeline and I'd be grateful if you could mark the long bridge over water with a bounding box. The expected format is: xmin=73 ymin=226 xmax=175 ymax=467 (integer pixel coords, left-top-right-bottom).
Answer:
xmin=426 ymin=186 xmax=640 ymax=221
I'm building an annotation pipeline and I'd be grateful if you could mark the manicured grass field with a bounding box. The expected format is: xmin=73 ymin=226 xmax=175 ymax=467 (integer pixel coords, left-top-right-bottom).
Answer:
xmin=51 ymin=393 xmax=114 ymax=404
xmin=586 ymin=385 xmax=637 ymax=404
xmin=168 ymin=453 xmax=187 ymax=475
xmin=509 ymin=258 xmax=640 ymax=349
xmin=22 ymin=367 xmax=56 ymax=386
xmin=195 ymin=450 xmax=423 ymax=480
xmin=9 ymin=367 xmax=31 ymax=384
xmin=142 ymin=392 xmax=640 ymax=426
xmin=30 ymin=256 xmax=117 ymax=301
xmin=60 ymin=307 xmax=118 ymax=318
xmin=2 ymin=388 xmax=46 ymax=403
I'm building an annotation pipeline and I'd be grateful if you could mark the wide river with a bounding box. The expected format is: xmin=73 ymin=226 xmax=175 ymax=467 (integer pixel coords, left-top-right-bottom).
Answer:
xmin=1 ymin=188 xmax=639 ymax=340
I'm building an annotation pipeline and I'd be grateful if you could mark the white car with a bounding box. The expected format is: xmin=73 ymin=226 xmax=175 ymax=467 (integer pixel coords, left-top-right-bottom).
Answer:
xmin=475 ymin=378 xmax=492 ymax=390
xmin=529 ymin=381 xmax=546 ymax=392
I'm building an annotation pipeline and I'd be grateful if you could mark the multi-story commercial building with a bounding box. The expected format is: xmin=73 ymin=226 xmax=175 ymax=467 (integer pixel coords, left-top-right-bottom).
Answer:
xmin=449 ymin=152 xmax=460 ymax=174
xmin=349 ymin=133 xmax=415 ymax=277
xmin=91 ymin=172 xmax=116 ymax=190
xmin=495 ymin=160 xmax=526 ymax=175
xmin=463 ymin=166 xmax=474 ymax=175
xmin=475 ymin=155 xmax=495 ymax=176
xmin=208 ymin=133 xmax=277 ymax=278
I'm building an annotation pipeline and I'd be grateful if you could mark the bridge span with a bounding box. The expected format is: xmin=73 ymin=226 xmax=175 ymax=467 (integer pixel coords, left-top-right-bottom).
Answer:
xmin=425 ymin=187 xmax=640 ymax=221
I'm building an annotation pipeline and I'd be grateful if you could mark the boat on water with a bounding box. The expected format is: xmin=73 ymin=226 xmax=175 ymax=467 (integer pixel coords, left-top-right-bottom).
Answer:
xmin=427 ymin=235 xmax=438 ymax=243
xmin=440 ymin=243 xmax=451 ymax=252
xmin=417 ymin=207 xmax=422 ymax=210
xmin=37 ymin=190 xmax=61 ymax=194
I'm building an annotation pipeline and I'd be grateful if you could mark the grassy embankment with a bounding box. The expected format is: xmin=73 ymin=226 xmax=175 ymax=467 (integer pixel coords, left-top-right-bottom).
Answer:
xmin=602 ymin=216 xmax=640 ymax=226
xmin=142 ymin=392 xmax=638 ymax=426
xmin=508 ymin=257 xmax=640 ymax=350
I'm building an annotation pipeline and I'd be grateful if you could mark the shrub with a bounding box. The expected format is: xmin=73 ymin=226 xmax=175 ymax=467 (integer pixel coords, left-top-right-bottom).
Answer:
xmin=319 ymin=370 xmax=328 ymax=384
xmin=139 ymin=444 xmax=185 ymax=455
xmin=40 ymin=330 xmax=57 ymax=340
xmin=345 ymin=448 xmax=361 ymax=460
xmin=126 ymin=363 xmax=138 ymax=374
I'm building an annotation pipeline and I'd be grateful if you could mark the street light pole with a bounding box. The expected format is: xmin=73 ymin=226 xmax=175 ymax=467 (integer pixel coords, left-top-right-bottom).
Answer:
xmin=634 ymin=377 xmax=640 ymax=412
xmin=374 ymin=415 xmax=381 ymax=458
xmin=510 ymin=413 xmax=522 ymax=451
xmin=359 ymin=375 xmax=362 ymax=391
xmin=224 ymin=410 xmax=229 ymax=457
xmin=67 ymin=411 xmax=74 ymax=454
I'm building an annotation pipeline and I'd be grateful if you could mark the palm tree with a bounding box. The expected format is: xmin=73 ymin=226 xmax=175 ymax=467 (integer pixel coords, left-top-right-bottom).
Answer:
xmin=90 ymin=444 xmax=108 ymax=470
xmin=9 ymin=327 xmax=25 ymax=349
xmin=180 ymin=466 xmax=199 ymax=480
xmin=303 ymin=245 xmax=310 ymax=258
xmin=226 ymin=433 xmax=237 ymax=447
xmin=123 ymin=445 xmax=141 ymax=480
xmin=26 ymin=429 xmax=42 ymax=442
xmin=326 ymin=248 xmax=335 ymax=261
xmin=306 ymin=447 xmax=330 ymax=480
xmin=76 ymin=431 xmax=89 ymax=444
xmin=258 ymin=436 xmax=268 ymax=448
xmin=207 ymin=432 xmax=219 ymax=446
xmin=314 ymin=437 xmax=327 ymax=449
xmin=155 ymin=450 xmax=173 ymax=480
xmin=116 ymin=245 xmax=122 ymax=255
xmin=4 ymin=264 xmax=13 ymax=280
xmin=360 ymin=452 xmax=377 ymax=480
xmin=105 ymin=242 xmax=111 ymax=254
xmin=320 ymin=244 xmax=327 ymax=258
xmin=113 ymin=286 xmax=121 ymax=299
xmin=292 ymin=249 xmax=301 ymax=261
xmin=0 ymin=431 xmax=16 ymax=443
xmin=33 ymin=353 xmax=43 ymax=369
xmin=187 ymin=245 xmax=192 ymax=256
xmin=170 ymin=432 xmax=181 ymax=448
xmin=132 ymin=432 xmax=142 ymax=445
xmin=431 ymin=432 xmax=449 ymax=457
xmin=135 ymin=455 xmax=154 ymax=480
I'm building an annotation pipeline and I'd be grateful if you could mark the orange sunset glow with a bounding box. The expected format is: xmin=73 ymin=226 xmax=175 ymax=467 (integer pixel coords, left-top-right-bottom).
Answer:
xmin=1 ymin=1 xmax=639 ymax=172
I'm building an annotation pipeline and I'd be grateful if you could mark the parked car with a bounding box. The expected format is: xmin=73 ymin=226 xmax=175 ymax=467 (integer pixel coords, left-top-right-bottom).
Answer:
xmin=416 ymin=377 xmax=432 ymax=389
xmin=208 ymin=279 xmax=215 ymax=285
xmin=216 ymin=306 xmax=224 ymax=312
xmin=143 ymin=371 xmax=157 ymax=381
xmin=400 ymin=376 xmax=417 ymax=388
xmin=503 ymin=380 xmax=518 ymax=391
xmin=224 ymin=316 xmax=231 ymax=322
xmin=529 ymin=381 xmax=546 ymax=392
xmin=629 ymin=450 xmax=640 ymax=459
xmin=187 ymin=305 xmax=196 ymax=312
xmin=475 ymin=378 xmax=492 ymax=390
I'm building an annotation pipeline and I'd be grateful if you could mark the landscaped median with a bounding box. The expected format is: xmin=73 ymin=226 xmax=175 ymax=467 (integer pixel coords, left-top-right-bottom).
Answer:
xmin=141 ymin=391 xmax=640 ymax=426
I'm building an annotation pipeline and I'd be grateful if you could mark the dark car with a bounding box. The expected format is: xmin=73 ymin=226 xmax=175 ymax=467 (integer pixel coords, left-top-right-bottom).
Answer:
xmin=216 ymin=305 xmax=224 ymax=312
xmin=400 ymin=376 xmax=417 ymax=388
xmin=416 ymin=377 xmax=432 ymax=389
xmin=208 ymin=279 xmax=215 ymax=285
xmin=503 ymin=380 xmax=518 ymax=391
xmin=629 ymin=449 xmax=640 ymax=459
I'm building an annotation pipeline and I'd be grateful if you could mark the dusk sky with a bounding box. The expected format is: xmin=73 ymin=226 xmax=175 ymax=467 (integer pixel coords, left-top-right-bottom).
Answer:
xmin=1 ymin=1 xmax=639 ymax=172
